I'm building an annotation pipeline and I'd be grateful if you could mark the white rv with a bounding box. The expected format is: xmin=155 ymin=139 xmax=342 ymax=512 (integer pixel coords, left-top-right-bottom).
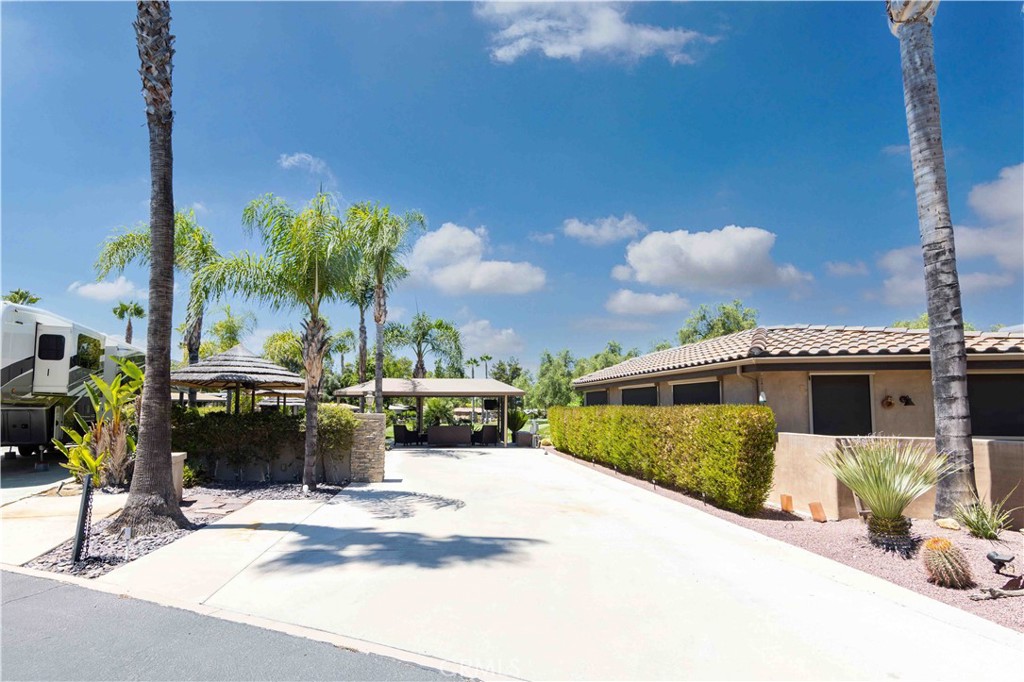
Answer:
xmin=1 ymin=302 xmax=145 ymax=456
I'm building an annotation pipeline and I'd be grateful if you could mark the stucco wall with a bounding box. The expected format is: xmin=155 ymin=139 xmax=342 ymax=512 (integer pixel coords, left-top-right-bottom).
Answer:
xmin=872 ymin=370 xmax=935 ymax=436
xmin=761 ymin=372 xmax=809 ymax=433
xmin=772 ymin=433 xmax=1024 ymax=528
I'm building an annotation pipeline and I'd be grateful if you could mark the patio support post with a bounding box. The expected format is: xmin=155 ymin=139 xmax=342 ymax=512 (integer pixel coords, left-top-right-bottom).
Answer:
xmin=234 ymin=384 xmax=240 ymax=414
xmin=416 ymin=396 xmax=424 ymax=435
xmin=502 ymin=395 xmax=508 ymax=447
xmin=251 ymin=386 xmax=255 ymax=412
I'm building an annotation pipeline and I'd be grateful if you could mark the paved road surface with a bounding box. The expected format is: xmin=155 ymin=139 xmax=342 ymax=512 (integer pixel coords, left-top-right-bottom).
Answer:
xmin=1 ymin=571 xmax=461 ymax=681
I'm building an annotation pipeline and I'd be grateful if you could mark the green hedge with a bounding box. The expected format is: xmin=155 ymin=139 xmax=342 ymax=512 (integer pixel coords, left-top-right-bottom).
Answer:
xmin=172 ymin=409 xmax=301 ymax=467
xmin=549 ymin=404 xmax=777 ymax=515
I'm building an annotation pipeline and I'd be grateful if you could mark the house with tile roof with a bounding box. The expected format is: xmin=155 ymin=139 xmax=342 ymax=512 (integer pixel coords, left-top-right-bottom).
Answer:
xmin=573 ymin=325 xmax=1024 ymax=438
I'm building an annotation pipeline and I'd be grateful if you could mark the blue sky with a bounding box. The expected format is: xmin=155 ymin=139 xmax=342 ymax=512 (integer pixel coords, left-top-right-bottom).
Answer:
xmin=3 ymin=1 xmax=1022 ymax=371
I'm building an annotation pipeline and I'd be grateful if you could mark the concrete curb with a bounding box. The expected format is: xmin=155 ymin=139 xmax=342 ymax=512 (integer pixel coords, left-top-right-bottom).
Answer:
xmin=0 ymin=563 xmax=520 ymax=681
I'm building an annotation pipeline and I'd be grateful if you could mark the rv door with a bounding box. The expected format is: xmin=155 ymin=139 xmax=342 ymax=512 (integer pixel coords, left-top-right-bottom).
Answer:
xmin=32 ymin=325 xmax=71 ymax=395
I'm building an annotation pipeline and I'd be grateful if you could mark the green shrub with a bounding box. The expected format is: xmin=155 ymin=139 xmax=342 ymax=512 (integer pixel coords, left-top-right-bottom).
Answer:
xmin=181 ymin=462 xmax=208 ymax=488
xmin=306 ymin=403 xmax=359 ymax=460
xmin=954 ymin=488 xmax=1019 ymax=539
xmin=424 ymin=398 xmax=454 ymax=427
xmin=549 ymin=404 xmax=776 ymax=516
xmin=172 ymin=409 xmax=301 ymax=469
xmin=507 ymin=408 xmax=527 ymax=435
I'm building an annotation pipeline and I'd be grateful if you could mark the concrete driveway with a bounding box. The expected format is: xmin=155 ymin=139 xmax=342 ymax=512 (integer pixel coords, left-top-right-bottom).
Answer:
xmin=96 ymin=447 xmax=1021 ymax=680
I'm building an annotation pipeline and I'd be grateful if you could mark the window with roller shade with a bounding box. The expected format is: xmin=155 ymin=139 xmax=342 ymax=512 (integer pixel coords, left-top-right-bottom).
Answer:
xmin=672 ymin=381 xmax=721 ymax=405
xmin=621 ymin=386 xmax=658 ymax=406
xmin=584 ymin=390 xmax=608 ymax=406
xmin=811 ymin=375 xmax=872 ymax=436
xmin=968 ymin=374 xmax=1024 ymax=437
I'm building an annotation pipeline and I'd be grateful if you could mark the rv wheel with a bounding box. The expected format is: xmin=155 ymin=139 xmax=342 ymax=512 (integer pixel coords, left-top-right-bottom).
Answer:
xmin=17 ymin=445 xmax=36 ymax=458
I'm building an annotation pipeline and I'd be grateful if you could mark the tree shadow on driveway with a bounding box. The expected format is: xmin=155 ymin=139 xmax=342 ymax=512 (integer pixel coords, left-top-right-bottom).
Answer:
xmin=203 ymin=522 xmax=543 ymax=570
xmin=328 ymin=489 xmax=466 ymax=519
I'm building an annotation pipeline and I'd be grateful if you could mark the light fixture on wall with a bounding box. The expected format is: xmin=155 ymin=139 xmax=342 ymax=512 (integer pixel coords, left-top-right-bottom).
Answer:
xmin=899 ymin=395 xmax=915 ymax=406
xmin=758 ymin=391 xmax=768 ymax=405
xmin=881 ymin=395 xmax=895 ymax=409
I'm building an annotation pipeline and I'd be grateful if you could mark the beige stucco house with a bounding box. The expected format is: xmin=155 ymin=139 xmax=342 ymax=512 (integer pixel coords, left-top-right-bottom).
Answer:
xmin=572 ymin=326 xmax=1024 ymax=524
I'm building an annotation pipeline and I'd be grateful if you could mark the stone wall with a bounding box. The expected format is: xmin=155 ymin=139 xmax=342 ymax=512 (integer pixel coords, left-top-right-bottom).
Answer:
xmin=350 ymin=412 xmax=385 ymax=483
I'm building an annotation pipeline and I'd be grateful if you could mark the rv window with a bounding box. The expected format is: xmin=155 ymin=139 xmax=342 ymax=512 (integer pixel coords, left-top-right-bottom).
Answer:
xmin=75 ymin=335 xmax=103 ymax=371
xmin=37 ymin=334 xmax=65 ymax=361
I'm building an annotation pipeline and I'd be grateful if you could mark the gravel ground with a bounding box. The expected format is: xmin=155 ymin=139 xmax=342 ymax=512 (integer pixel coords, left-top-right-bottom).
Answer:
xmin=547 ymin=447 xmax=1024 ymax=632
xmin=26 ymin=514 xmax=210 ymax=579
xmin=186 ymin=481 xmax=347 ymax=500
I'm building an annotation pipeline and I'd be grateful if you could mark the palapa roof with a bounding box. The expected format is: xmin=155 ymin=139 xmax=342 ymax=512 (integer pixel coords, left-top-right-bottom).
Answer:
xmin=573 ymin=325 xmax=1024 ymax=387
xmin=169 ymin=345 xmax=305 ymax=390
xmin=335 ymin=377 xmax=525 ymax=398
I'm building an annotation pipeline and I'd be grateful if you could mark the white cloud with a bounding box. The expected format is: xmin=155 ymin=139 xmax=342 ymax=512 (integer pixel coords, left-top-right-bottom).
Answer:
xmin=278 ymin=152 xmax=336 ymax=187
xmin=563 ymin=213 xmax=647 ymax=246
xmin=459 ymin=318 xmax=525 ymax=356
xmin=475 ymin=3 xmax=715 ymax=65
xmin=528 ymin=231 xmax=555 ymax=244
xmin=875 ymin=163 xmax=1023 ymax=306
xmin=573 ymin=317 xmax=656 ymax=332
xmin=882 ymin=144 xmax=910 ymax=157
xmin=67 ymin=276 xmax=144 ymax=302
xmin=409 ymin=222 xmax=546 ymax=295
xmin=613 ymin=225 xmax=812 ymax=293
xmin=189 ymin=201 xmax=208 ymax=215
xmin=605 ymin=289 xmax=688 ymax=316
xmin=825 ymin=260 xmax=869 ymax=277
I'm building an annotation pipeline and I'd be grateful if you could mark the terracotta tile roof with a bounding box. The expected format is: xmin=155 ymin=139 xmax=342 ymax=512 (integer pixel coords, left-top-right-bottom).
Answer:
xmin=572 ymin=325 xmax=1024 ymax=386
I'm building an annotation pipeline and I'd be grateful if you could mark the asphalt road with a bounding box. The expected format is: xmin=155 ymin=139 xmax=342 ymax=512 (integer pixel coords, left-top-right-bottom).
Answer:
xmin=1 ymin=571 xmax=464 ymax=681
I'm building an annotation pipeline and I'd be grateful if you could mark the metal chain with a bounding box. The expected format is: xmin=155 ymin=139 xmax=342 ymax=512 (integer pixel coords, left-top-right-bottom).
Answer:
xmin=81 ymin=480 xmax=95 ymax=559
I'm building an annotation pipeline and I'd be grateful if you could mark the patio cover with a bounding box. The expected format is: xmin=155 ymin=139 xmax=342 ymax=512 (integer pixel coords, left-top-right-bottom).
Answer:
xmin=334 ymin=377 xmax=524 ymax=399
xmin=169 ymin=345 xmax=304 ymax=413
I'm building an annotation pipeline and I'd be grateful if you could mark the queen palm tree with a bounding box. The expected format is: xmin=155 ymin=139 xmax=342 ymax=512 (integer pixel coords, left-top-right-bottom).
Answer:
xmin=112 ymin=300 xmax=146 ymax=344
xmin=340 ymin=266 xmax=374 ymax=387
xmin=192 ymin=192 xmax=355 ymax=491
xmin=204 ymin=304 xmax=256 ymax=355
xmin=3 ymin=289 xmax=40 ymax=305
xmin=479 ymin=354 xmax=493 ymax=379
xmin=887 ymin=0 xmax=977 ymax=516
xmin=389 ymin=312 xmax=463 ymax=432
xmin=465 ymin=357 xmax=480 ymax=426
xmin=97 ymin=208 xmax=219 ymax=407
xmin=346 ymin=202 xmax=424 ymax=412
xmin=330 ymin=328 xmax=356 ymax=377
xmin=111 ymin=0 xmax=189 ymax=534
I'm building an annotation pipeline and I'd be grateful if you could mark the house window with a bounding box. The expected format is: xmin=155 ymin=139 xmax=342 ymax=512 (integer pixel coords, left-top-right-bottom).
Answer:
xmin=621 ymin=386 xmax=658 ymax=406
xmin=673 ymin=380 xmax=721 ymax=405
xmin=37 ymin=334 xmax=65 ymax=361
xmin=968 ymin=374 xmax=1024 ymax=437
xmin=811 ymin=375 xmax=872 ymax=436
xmin=584 ymin=390 xmax=608 ymax=406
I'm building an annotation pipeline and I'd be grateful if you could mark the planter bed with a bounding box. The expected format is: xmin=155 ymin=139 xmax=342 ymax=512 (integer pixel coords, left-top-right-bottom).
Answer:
xmin=185 ymin=480 xmax=347 ymax=501
xmin=543 ymin=445 xmax=1023 ymax=632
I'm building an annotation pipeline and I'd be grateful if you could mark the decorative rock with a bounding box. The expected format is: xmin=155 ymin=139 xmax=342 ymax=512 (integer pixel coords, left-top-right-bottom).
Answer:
xmin=936 ymin=518 xmax=961 ymax=530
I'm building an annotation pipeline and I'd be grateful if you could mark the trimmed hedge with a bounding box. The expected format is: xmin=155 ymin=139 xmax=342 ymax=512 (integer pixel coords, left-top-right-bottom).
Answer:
xmin=549 ymin=404 xmax=777 ymax=515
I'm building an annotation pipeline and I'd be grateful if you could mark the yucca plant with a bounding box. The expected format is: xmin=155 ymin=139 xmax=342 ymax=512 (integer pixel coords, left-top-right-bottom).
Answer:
xmin=954 ymin=487 xmax=1019 ymax=540
xmin=821 ymin=436 xmax=959 ymax=552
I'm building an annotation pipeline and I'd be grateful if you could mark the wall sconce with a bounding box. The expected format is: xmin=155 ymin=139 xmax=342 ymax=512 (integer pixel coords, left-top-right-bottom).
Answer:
xmin=758 ymin=391 xmax=768 ymax=405
xmin=881 ymin=395 xmax=895 ymax=409
xmin=899 ymin=395 xmax=915 ymax=406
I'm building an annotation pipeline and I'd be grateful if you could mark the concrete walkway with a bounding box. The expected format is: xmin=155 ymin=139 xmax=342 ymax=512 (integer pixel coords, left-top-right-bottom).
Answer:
xmin=92 ymin=448 xmax=1020 ymax=680
xmin=1 ymin=489 xmax=126 ymax=566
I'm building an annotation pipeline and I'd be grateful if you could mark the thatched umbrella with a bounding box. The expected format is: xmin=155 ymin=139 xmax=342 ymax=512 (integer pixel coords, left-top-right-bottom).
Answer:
xmin=170 ymin=345 xmax=304 ymax=414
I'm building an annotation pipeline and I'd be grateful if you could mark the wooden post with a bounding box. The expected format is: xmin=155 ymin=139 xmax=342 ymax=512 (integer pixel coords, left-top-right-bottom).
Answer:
xmin=502 ymin=395 xmax=508 ymax=447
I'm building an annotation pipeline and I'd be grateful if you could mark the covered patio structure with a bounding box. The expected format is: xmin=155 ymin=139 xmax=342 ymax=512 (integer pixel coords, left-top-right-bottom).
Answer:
xmin=170 ymin=345 xmax=305 ymax=414
xmin=335 ymin=377 xmax=525 ymax=446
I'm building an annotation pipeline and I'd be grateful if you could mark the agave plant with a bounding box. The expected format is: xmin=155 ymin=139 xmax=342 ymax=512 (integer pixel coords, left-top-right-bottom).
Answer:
xmin=821 ymin=436 xmax=958 ymax=550
xmin=953 ymin=486 xmax=1020 ymax=540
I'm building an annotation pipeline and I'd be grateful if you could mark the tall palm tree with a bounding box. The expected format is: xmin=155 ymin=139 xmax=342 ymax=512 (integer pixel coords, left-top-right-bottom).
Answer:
xmin=97 ymin=208 xmax=219 ymax=407
xmin=888 ymin=0 xmax=977 ymax=516
xmin=3 ymin=289 xmax=40 ymax=305
xmin=389 ymin=312 xmax=463 ymax=432
xmin=346 ymin=202 xmax=423 ymax=412
xmin=479 ymin=354 xmax=493 ymax=379
xmin=330 ymin=328 xmax=356 ymax=377
xmin=192 ymin=192 xmax=354 ymax=491
xmin=465 ymin=357 xmax=480 ymax=426
xmin=112 ymin=300 xmax=146 ymax=345
xmin=111 ymin=0 xmax=189 ymax=534
xmin=340 ymin=266 xmax=375 ymax=387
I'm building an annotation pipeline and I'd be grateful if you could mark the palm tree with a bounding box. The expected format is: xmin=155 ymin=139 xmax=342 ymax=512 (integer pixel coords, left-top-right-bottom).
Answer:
xmin=330 ymin=328 xmax=356 ymax=377
xmin=112 ymin=300 xmax=146 ymax=345
xmin=465 ymin=357 xmax=480 ymax=426
xmin=346 ymin=202 xmax=423 ymax=412
xmin=192 ymin=192 xmax=354 ymax=491
xmin=205 ymin=304 xmax=256 ymax=354
xmin=340 ymin=266 xmax=375 ymax=387
xmin=111 ymin=0 xmax=189 ymax=535
xmin=479 ymin=354 xmax=493 ymax=379
xmin=97 ymin=209 xmax=219 ymax=407
xmin=888 ymin=0 xmax=977 ymax=517
xmin=389 ymin=312 xmax=463 ymax=432
xmin=3 ymin=289 xmax=40 ymax=305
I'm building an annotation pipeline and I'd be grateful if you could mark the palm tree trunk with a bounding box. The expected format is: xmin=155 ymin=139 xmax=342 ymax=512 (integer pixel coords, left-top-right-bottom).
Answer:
xmin=301 ymin=316 xmax=328 ymax=491
xmin=894 ymin=8 xmax=977 ymax=516
xmin=111 ymin=0 xmax=188 ymax=535
xmin=373 ymin=286 xmax=386 ymax=413
xmin=185 ymin=307 xmax=203 ymax=408
xmin=358 ymin=303 xmax=368 ymax=411
xmin=125 ymin=318 xmax=134 ymax=345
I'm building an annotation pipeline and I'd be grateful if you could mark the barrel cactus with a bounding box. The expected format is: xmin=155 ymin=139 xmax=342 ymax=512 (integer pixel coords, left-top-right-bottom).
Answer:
xmin=921 ymin=537 xmax=974 ymax=589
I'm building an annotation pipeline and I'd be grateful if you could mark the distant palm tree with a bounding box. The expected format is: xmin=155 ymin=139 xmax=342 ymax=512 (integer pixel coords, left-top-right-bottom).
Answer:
xmin=887 ymin=0 xmax=977 ymax=516
xmin=330 ymin=328 xmax=356 ymax=377
xmin=112 ymin=300 xmax=146 ymax=344
xmin=346 ymin=202 xmax=423 ymax=412
xmin=389 ymin=312 xmax=463 ymax=432
xmin=465 ymin=357 xmax=480 ymax=425
xmin=479 ymin=354 xmax=493 ymax=379
xmin=97 ymin=208 xmax=219 ymax=407
xmin=205 ymin=304 xmax=256 ymax=354
xmin=192 ymin=192 xmax=355 ymax=491
xmin=111 ymin=0 xmax=189 ymax=535
xmin=3 ymin=289 xmax=40 ymax=305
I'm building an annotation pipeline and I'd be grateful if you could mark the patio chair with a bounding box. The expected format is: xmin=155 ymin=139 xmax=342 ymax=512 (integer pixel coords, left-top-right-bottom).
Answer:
xmin=480 ymin=425 xmax=498 ymax=446
xmin=394 ymin=424 xmax=415 ymax=446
